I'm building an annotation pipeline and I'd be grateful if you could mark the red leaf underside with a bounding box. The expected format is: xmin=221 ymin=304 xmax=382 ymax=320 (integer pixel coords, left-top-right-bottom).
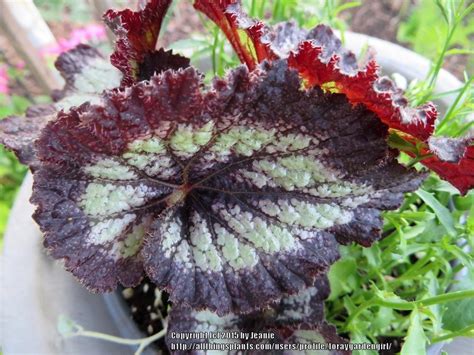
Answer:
xmin=104 ymin=0 xmax=189 ymax=85
xmin=401 ymin=135 xmax=474 ymax=195
xmin=288 ymin=37 xmax=437 ymax=142
xmin=194 ymin=0 xmax=277 ymax=70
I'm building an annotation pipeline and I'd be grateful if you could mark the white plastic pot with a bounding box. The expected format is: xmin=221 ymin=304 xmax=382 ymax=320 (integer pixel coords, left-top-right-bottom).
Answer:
xmin=1 ymin=32 xmax=472 ymax=354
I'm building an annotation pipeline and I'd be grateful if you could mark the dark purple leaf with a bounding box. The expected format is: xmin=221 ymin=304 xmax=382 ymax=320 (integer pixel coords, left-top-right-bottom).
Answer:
xmin=31 ymin=61 xmax=423 ymax=312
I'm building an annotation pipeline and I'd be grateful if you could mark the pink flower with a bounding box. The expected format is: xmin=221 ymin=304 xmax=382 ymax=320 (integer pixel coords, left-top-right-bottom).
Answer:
xmin=0 ymin=65 xmax=9 ymax=95
xmin=40 ymin=24 xmax=107 ymax=57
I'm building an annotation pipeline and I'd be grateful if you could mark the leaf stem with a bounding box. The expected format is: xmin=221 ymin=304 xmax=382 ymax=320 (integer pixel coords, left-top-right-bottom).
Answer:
xmin=431 ymin=324 xmax=474 ymax=343
xmin=407 ymin=153 xmax=434 ymax=168
xmin=345 ymin=290 xmax=474 ymax=330
xmin=68 ymin=327 xmax=167 ymax=354
xmin=435 ymin=76 xmax=473 ymax=134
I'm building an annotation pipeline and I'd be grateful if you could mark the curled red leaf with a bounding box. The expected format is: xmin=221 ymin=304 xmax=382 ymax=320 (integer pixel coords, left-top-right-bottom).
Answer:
xmin=287 ymin=31 xmax=437 ymax=142
xmin=194 ymin=0 xmax=277 ymax=70
xmin=401 ymin=135 xmax=474 ymax=195
xmin=422 ymin=145 xmax=474 ymax=195
xmin=104 ymin=0 xmax=189 ymax=85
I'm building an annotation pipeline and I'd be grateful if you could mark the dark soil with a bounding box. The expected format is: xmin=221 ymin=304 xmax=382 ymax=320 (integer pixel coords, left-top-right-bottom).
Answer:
xmin=121 ymin=279 xmax=404 ymax=354
xmin=121 ymin=278 xmax=171 ymax=353
xmin=345 ymin=0 xmax=468 ymax=78
xmin=347 ymin=0 xmax=410 ymax=43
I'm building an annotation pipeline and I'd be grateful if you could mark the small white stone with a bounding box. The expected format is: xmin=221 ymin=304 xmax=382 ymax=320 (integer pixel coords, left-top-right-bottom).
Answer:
xmin=122 ymin=288 xmax=134 ymax=299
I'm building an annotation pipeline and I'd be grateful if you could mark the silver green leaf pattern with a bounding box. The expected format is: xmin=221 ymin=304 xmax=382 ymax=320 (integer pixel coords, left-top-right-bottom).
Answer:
xmin=32 ymin=60 xmax=424 ymax=313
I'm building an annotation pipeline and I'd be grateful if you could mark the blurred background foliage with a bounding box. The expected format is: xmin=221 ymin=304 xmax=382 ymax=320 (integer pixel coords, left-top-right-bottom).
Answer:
xmin=0 ymin=0 xmax=473 ymax=352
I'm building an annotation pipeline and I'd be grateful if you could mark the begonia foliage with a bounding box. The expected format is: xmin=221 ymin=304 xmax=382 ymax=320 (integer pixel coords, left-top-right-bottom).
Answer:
xmin=0 ymin=0 xmax=472 ymax=350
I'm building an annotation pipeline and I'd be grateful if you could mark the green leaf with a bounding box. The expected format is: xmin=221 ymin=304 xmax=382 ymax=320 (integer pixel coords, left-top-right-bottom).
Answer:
xmin=371 ymin=307 xmax=395 ymax=331
xmin=445 ymin=48 xmax=474 ymax=56
xmin=375 ymin=289 xmax=410 ymax=306
xmin=453 ymin=194 xmax=474 ymax=211
xmin=401 ymin=307 xmax=427 ymax=355
xmin=0 ymin=202 xmax=10 ymax=239
xmin=351 ymin=331 xmax=378 ymax=355
xmin=440 ymin=237 xmax=473 ymax=268
xmin=443 ymin=271 xmax=474 ymax=331
xmin=328 ymin=257 xmax=359 ymax=300
xmin=443 ymin=297 xmax=474 ymax=332
xmin=387 ymin=132 xmax=418 ymax=153
xmin=57 ymin=315 xmax=81 ymax=337
xmin=416 ymin=190 xmax=456 ymax=236
xmin=467 ymin=203 xmax=474 ymax=235
xmin=362 ymin=244 xmax=381 ymax=268
xmin=334 ymin=1 xmax=361 ymax=16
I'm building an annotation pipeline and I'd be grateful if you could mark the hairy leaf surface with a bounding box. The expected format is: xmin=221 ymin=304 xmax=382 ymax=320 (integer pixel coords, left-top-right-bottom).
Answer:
xmin=32 ymin=61 xmax=423 ymax=314
xmin=0 ymin=105 xmax=55 ymax=168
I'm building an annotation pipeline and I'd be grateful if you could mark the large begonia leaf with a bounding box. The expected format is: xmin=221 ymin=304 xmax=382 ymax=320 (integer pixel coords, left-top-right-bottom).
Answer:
xmin=31 ymin=60 xmax=423 ymax=314
xmin=104 ymin=0 xmax=190 ymax=85
xmin=166 ymin=276 xmax=349 ymax=354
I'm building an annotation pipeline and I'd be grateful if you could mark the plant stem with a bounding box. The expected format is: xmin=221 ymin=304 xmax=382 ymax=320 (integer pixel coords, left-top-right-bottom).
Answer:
xmin=431 ymin=324 xmax=474 ymax=343
xmin=69 ymin=327 xmax=167 ymax=351
xmin=436 ymin=76 xmax=473 ymax=134
xmin=407 ymin=153 xmax=434 ymax=168
xmin=345 ymin=290 xmax=474 ymax=330
xmin=250 ymin=0 xmax=257 ymax=17
xmin=416 ymin=0 xmax=470 ymax=105
xmin=211 ymin=31 xmax=218 ymax=75
xmin=134 ymin=329 xmax=167 ymax=355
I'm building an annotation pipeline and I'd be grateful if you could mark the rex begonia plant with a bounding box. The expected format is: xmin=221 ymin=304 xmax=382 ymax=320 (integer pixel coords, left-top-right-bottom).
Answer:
xmin=1 ymin=0 xmax=472 ymax=352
